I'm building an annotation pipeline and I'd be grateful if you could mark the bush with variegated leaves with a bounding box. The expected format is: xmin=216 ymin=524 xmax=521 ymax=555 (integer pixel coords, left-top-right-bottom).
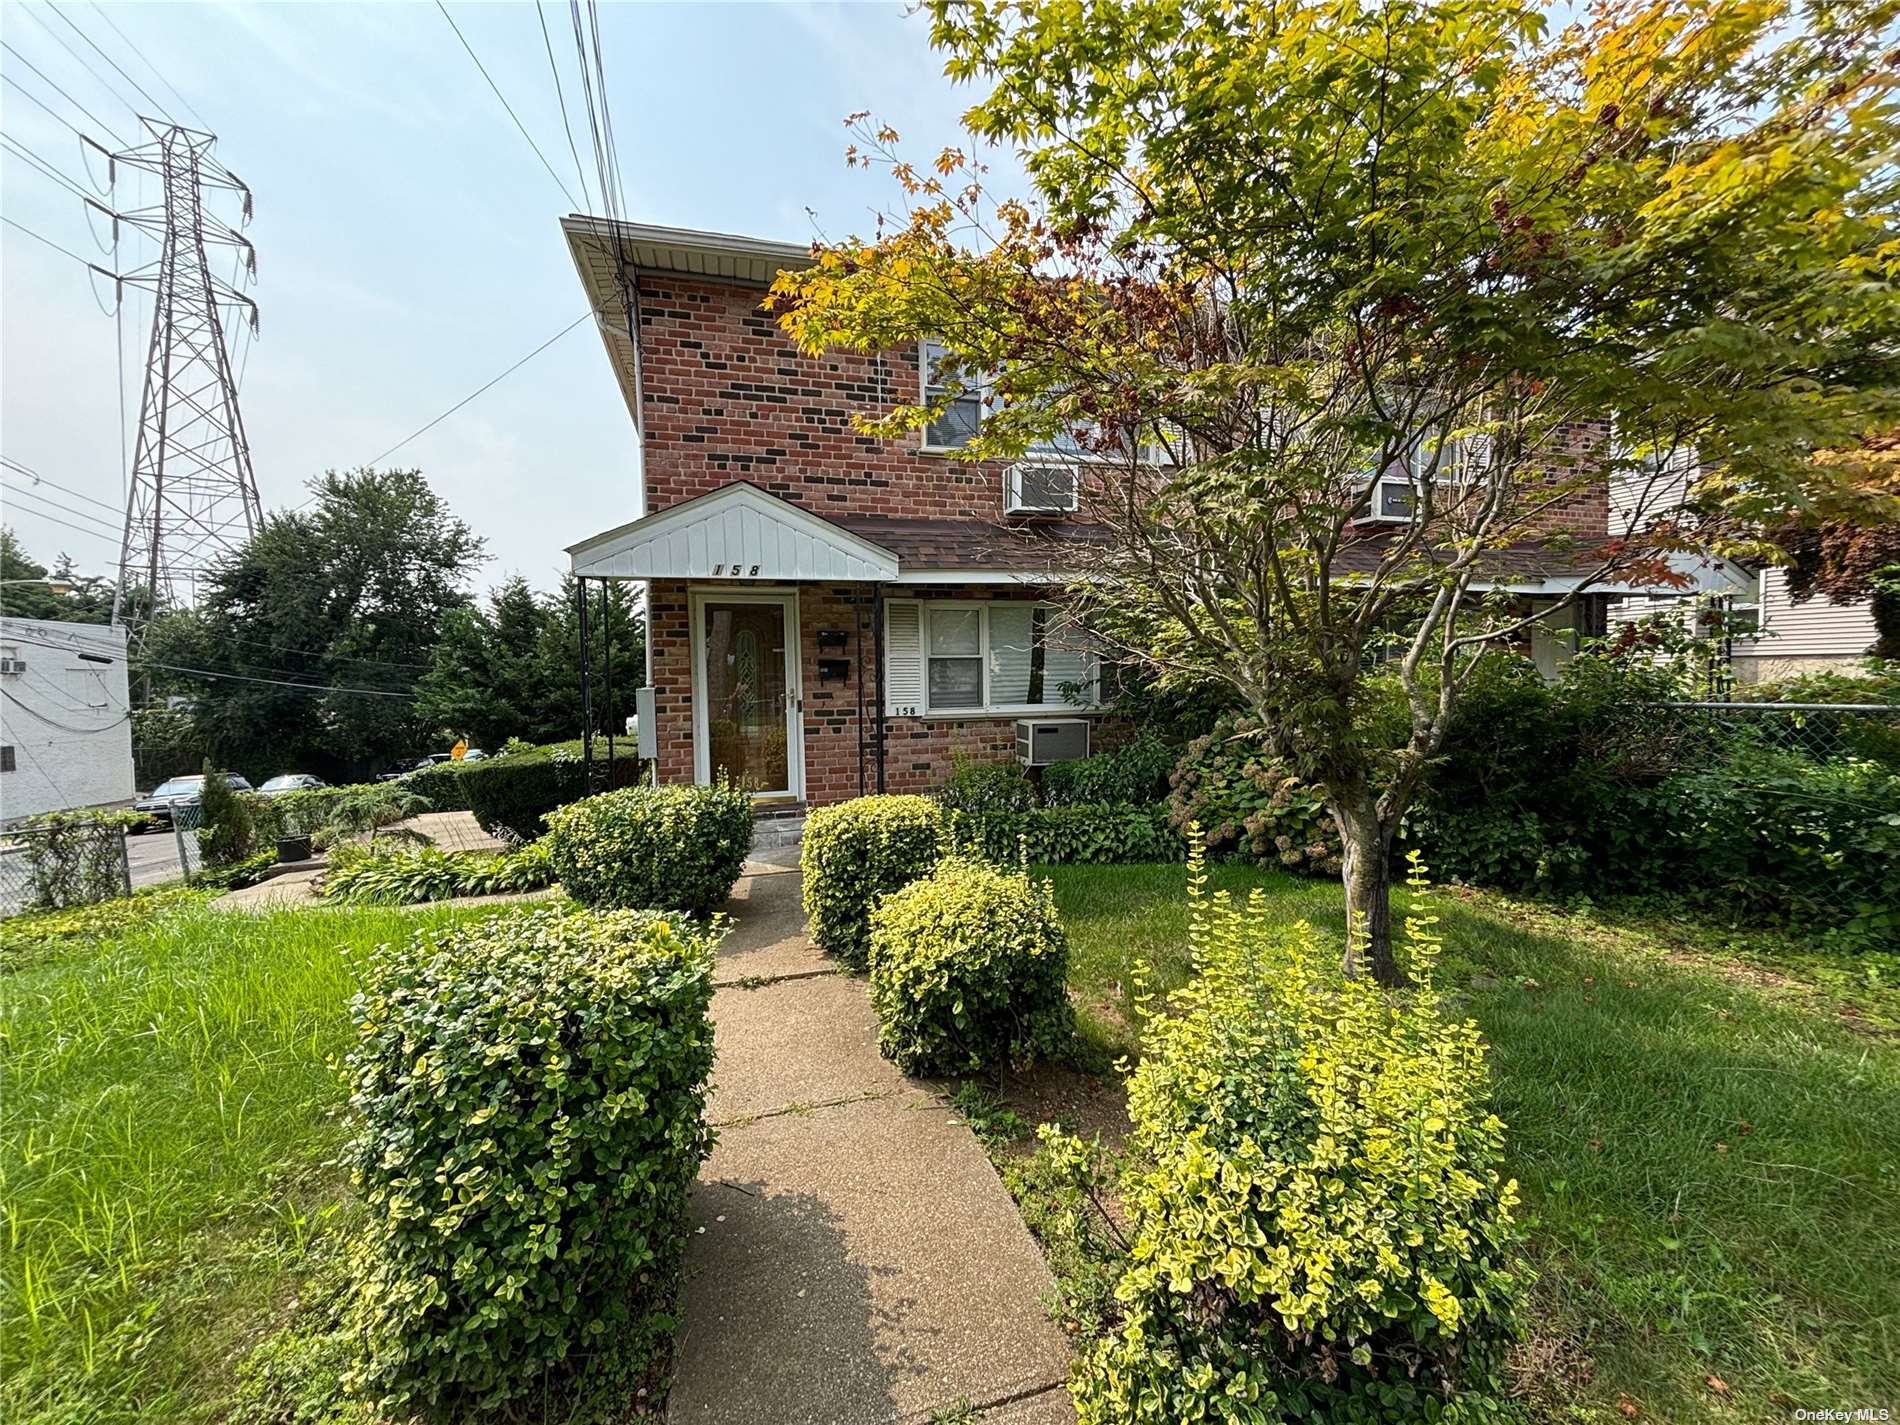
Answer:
xmin=1059 ymin=849 xmax=1524 ymax=1423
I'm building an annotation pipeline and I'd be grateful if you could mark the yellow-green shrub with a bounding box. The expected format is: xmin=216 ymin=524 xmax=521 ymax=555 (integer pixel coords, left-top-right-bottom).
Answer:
xmin=800 ymin=795 xmax=946 ymax=969
xmin=343 ymin=907 xmax=716 ymax=1414
xmin=1061 ymin=852 xmax=1524 ymax=1423
xmin=868 ymin=856 xmax=1074 ymax=1075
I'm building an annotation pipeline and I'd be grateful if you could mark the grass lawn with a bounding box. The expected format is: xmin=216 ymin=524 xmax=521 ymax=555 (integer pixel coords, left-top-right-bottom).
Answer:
xmin=1034 ymin=861 xmax=1900 ymax=1423
xmin=0 ymin=892 xmax=503 ymax=1425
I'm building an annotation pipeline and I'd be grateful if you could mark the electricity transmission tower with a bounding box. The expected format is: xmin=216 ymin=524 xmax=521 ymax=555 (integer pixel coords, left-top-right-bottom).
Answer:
xmin=89 ymin=120 xmax=259 ymax=625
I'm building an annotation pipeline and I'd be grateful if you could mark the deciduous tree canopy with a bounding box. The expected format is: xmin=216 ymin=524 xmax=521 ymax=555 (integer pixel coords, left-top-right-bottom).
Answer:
xmin=774 ymin=0 xmax=1900 ymax=980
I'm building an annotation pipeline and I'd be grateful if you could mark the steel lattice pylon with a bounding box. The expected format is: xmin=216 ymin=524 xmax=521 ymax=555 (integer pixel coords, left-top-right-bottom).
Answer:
xmin=98 ymin=120 xmax=259 ymax=625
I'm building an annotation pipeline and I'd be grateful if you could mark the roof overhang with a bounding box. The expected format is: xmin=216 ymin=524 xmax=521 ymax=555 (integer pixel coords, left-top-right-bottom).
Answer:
xmin=560 ymin=217 xmax=813 ymax=434
xmin=568 ymin=481 xmax=900 ymax=582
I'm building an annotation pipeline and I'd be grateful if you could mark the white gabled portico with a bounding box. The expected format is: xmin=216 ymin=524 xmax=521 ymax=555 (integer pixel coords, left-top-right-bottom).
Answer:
xmin=566 ymin=481 xmax=900 ymax=583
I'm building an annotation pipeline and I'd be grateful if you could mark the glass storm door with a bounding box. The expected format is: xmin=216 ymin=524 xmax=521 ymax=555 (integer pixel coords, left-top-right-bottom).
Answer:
xmin=697 ymin=595 xmax=798 ymax=797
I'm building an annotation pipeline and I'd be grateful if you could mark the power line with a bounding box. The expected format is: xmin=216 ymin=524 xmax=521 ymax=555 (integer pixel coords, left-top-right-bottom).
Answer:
xmin=16 ymin=2 xmax=143 ymax=123
xmin=2 ymin=133 xmax=94 ymax=202
xmin=0 ymin=502 xmax=122 ymax=548
xmin=4 ymin=484 xmax=122 ymax=535
xmin=535 ymin=0 xmax=590 ymax=213
xmin=358 ymin=310 xmax=592 ymax=470
xmin=0 ymin=40 xmax=127 ymax=144
xmin=1 ymin=457 xmax=122 ymax=514
xmin=1 ymin=212 xmax=97 ymax=268
xmin=41 ymin=2 xmax=176 ymax=123
xmin=88 ymin=2 xmax=210 ymax=129
xmin=4 ymin=632 xmax=421 ymax=700
xmin=435 ymin=0 xmax=579 ymax=211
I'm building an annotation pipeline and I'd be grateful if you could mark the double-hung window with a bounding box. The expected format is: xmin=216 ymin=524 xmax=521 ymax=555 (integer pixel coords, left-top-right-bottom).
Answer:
xmin=920 ymin=339 xmax=988 ymax=451
xmin=913 ymin=601 xmax=1097 ymax=715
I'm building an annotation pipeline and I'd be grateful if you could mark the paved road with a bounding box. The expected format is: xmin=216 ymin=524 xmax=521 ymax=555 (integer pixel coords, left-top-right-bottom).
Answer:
xmin=126 ymin=826 xmax=185 ymax=888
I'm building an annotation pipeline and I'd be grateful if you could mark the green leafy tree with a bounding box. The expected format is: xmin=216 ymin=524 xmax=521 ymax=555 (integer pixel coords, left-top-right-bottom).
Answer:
xmin=774 ymin=0 xmax=1900 ymax=982
xmin=0 ymin=529 xmax=115 ymax=623
xmin=145 ymin=469 xmax=485 ymax=782
xmin=417 ymin=574 xmax=644 ymax=749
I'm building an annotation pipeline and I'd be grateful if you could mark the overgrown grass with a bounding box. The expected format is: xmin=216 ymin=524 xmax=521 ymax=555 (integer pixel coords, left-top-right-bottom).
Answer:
xmin=1032 ymin=861 xmax=1900 ymax=1422
xmin=0 ymin=897 xmax=499 ymax=1424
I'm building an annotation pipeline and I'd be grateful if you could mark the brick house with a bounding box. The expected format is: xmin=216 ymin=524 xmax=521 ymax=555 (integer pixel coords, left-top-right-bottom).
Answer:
xmin=559 ymin=219 xmax=1723 ymax=808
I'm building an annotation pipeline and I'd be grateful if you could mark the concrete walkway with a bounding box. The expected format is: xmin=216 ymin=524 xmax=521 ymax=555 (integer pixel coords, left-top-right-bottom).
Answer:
xmin=669 ymin=868 xmax=1076 ymax=1424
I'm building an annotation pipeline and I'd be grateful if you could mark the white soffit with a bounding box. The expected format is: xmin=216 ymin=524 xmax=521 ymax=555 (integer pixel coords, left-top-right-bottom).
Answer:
xmin=568 ymin=482 xmax=900 ymax=582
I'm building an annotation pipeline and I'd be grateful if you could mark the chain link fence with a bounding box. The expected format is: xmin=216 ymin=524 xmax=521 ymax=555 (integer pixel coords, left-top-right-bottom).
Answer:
xmin=0 ymin=818 xmax=133 ymax=919
xmin=1647 ymin=700 xmax=1899 ymax=935
xmin=170 ymin=803 xmax=205 ymax=883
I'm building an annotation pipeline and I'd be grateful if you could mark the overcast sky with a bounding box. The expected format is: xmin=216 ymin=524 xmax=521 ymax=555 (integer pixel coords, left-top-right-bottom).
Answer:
xmin=1 ymin=0 xmax=1009 ymax=595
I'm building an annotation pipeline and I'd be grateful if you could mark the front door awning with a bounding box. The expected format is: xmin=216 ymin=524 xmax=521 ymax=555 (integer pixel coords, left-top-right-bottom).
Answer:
xmin=567 ymin=481 xmax=901 ymax=582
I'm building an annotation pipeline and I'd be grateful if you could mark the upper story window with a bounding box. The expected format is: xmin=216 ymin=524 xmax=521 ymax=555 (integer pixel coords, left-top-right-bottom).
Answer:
xmin=920 ymin=339 xmax=989 ymax=451
xmin=1366 ymin=427 xmax=1489 ymax=524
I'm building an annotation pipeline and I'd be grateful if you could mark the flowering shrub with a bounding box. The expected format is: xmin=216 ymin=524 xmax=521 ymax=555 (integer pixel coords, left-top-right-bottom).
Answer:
xmin=1166 ymin=715 xmax=1341 ymax=875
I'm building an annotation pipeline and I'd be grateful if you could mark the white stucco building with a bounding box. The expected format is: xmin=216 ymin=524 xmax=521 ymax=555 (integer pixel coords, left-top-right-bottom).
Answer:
xmin=0 ymin=617 xmax=137 ymax=825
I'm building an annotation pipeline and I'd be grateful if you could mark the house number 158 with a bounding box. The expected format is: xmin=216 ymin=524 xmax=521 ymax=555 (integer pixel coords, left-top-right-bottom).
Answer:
xmin=710 ymin=564 xmax=760 ymax=577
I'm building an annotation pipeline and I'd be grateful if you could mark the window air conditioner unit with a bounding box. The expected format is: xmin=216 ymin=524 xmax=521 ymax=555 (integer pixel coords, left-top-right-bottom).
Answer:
xmin=0 ymin=658 xmax=24 ymax=676
xmin=1005 ymin=463 xmax=1078 ymax=516
xmin=1017 ymin=717 xmax=1090 ymax=767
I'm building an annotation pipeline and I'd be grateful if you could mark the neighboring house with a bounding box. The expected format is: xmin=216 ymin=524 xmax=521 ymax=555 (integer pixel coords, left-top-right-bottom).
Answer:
xmin=559 ymin=219 xmax=1648 ymax=808
xmin=1734 ymin=568 xmax=1882 ymax=683
xmin=0 ymin=617 xmax=136 ymax=825
xmin=1601 ymin=445 xmax=1882 ymax=682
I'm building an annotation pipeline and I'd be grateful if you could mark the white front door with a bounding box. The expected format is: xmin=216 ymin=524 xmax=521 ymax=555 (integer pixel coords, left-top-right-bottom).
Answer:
xmin=690 ymin=589 xmax=802 ymax=799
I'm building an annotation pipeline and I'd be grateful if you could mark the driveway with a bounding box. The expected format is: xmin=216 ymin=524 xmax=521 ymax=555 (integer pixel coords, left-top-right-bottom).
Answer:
xmin=126 ymin=826 xmax=186 ymax=888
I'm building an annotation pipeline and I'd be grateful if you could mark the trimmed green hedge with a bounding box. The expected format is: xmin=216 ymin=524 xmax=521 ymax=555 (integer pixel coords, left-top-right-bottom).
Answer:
xmin=868 ymin=857 xmax=1073 ymax=1076
xmin=460 ymin=741 xmax=647 ymax=842
xmin=946 ymin=802 xmax=1182 ymax=865
xmin=543 ymin=783 xmax=753 ymax=915
xmin=801 ymin=795 xmax=948 ymax=970
xmin=343 ymin=907 xmax=717 ymax=1413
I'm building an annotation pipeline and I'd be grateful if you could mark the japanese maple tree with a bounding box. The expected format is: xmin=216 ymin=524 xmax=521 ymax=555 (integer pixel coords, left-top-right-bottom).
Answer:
xmin=774 ymin=0 xmax=1900 ymax=982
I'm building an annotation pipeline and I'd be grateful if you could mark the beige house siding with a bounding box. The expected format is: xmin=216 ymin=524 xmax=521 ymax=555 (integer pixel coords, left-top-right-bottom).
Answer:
xmin=1747 ymin=567 xmax=1879 ymax=660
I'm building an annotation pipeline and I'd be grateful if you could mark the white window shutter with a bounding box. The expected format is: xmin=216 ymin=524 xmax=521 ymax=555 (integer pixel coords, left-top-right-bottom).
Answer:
xmin=884 ymin=600 xmax=924 ymax=716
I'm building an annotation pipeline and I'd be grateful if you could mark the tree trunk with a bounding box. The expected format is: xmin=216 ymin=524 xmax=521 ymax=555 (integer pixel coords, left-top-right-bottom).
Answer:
xmin=1335 ymin=796 xmax=1404 ymax=987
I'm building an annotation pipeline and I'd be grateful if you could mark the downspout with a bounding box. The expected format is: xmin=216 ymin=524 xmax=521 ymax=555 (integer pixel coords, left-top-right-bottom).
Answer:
xmin=871 ymin=580 xmax=887 ymax=794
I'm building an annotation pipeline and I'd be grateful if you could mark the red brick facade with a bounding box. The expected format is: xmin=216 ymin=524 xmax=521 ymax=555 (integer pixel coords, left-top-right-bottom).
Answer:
xmin=647 ymin=576 xmax=1072 ymax=806
xmin=637 ymin=276 xmax=1008 ymax=520
xmin=626 ymin=268 xmax=1610 ymax=807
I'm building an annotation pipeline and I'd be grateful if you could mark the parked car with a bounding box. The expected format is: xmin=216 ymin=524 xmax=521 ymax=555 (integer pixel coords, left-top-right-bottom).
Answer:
xmin=460 ymin=748 xmax=487 ymax=763
xmin=376 ymin=755 xmax=443 ymax=782
xmin=259 ymin=773 xmax=326 ymax=796
xmin=132 ymin=772 xmax=255 ymax=830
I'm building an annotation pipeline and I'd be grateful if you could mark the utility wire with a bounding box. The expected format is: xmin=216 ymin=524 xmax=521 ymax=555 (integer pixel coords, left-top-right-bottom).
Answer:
xmin=360 ymin=310 xmax=592 ymax=470
xmin=3 ymin=212 xmax=97 ymax=268
xmin=42 ymin=1 xmax=175 ymax=123
xmin=0 ymin=133 xmax=93 ymax=200
xmin=0 ymin=40 xmax=128 ymax=144
xmin=2 ymin=457 xmax=122 ymax=513
xmin=434 ymin=0 xmax=579 ymax=211
xmin=17 ymin=2 xmax=143 ymax=123
xmin=535 ymin=0 xmax=590 ymax=213
xmin=4 ymin=484 xmax=122 ymax=534
xmin=0 ymin=502 xmax=123 ymax=549
xmin=88 ymin=1 xmax=210 ymax=129
xmin=5 ymin=634 xmax=420 ymax=699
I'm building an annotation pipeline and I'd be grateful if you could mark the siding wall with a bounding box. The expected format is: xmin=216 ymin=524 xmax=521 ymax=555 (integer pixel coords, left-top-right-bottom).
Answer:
xmin=1748 ymin=567 xmax=1879 ymax=659
xmin=0 ymin=618 xmax=136 ymax=823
